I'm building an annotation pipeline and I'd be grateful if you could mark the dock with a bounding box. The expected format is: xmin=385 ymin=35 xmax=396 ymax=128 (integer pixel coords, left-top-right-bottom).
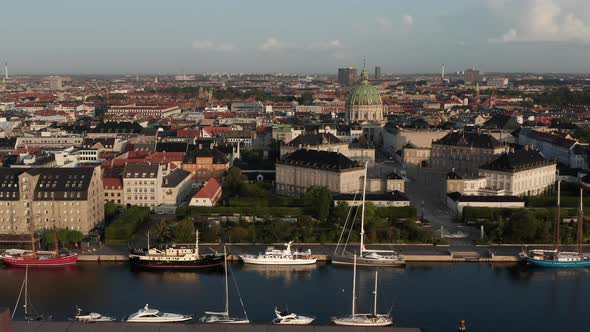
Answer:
xmin=10 ymin=321 xmax=422 ymax=332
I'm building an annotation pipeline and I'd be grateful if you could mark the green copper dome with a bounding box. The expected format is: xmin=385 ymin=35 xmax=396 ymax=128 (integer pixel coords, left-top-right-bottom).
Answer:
xmin=345 ymin=68 xmax=382 ymax=106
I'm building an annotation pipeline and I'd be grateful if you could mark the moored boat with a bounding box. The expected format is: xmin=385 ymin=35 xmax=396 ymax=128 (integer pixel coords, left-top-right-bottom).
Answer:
xmin=125 ymin=304 xmax=192 ymax=323
xmin=272 ymin=307 xmax=314 ymax=325
xmin=240 ymin=241 xmax=317 ymax=265
xmin=73 ymin=306 xmax=116 ymax=322
xmin=520 ymin=185 xmax=590 ymax=268
xmin=2 ymin=225 xmax=78 ymax=267
xmin=129 ymin=230 xmax=224 ymax=270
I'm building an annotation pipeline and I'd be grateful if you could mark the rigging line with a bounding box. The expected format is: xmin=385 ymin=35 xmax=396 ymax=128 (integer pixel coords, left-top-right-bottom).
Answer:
xmin=334 ymin=191 xmax=359 ymax=255
xmin=343 ymin=204 xmax=360 ymax=255
xmin=12 ymin=272 xmax=26 ymax=319
xmin=228 ymin=263 xmax=248 ymax=320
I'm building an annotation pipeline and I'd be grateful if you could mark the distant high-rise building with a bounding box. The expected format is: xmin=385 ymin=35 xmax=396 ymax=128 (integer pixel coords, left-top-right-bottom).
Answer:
xmin=338 ymin=67 xmax=357 ymax=86
xmin=48 ymin=76 xmax=64 ymax=91
xmin=464 ymin=68 xmax=480 ymax=85
xmin=374 ymin=66 xmax=381 ymax=79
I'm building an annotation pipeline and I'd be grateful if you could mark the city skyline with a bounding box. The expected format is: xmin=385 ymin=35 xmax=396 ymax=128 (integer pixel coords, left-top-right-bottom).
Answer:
xmin=2 ymin=0 xmax=590 ymax=74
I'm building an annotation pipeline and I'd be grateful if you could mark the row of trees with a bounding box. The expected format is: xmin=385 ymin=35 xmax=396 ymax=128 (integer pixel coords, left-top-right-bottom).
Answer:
xmin=105 ymin=206 xmax=150 ymax=243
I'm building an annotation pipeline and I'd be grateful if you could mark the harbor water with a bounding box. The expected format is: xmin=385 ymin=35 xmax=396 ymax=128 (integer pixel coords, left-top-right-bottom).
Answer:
xmin=1 ymin=262 xmax=589 ymax=332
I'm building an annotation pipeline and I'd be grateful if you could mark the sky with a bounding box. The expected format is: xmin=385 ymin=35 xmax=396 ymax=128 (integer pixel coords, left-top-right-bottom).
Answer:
xmin=2 ymin=0 xmax=590 ymax=75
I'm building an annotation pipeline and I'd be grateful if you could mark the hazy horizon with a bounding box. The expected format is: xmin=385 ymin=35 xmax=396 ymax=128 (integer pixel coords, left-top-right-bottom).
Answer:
xmin=3 ymin=0 xmax=590 ymax=75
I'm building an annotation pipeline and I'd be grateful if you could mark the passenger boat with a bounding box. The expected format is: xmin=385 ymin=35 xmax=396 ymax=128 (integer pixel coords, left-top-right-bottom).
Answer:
xmin=272 ymin=307 xmax=314 ymax=325
xmin=202 ymin=246 xmax=250 ymax=324
xmin=332 ymin=255 xmax=393 ymax=327
xmin=240 ymin=241 xmax=317 ymax=265
xmin=332 ymin=162 xmax=405 ymax=267
xmin=128 ymin=230 xmax=224 ymax=269
xmin=520 ymin=184 xmax=590 ymax=267
xmin=125 ymin=304 xmax=192 ymax=323
xmin=73 ymin=306 xmax=116 ymax=322
xmin=2 ymin=225 xmax=78 ymax=267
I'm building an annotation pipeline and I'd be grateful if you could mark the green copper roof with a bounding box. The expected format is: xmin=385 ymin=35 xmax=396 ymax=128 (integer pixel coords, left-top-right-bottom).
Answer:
xmin=345 ymin=68 xmax=382 ymax=106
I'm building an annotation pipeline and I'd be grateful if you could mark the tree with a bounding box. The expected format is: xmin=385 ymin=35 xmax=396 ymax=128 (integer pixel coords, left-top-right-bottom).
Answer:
xmin=223 ymin=167 xmax=246 ymax=197
xmin=174 ymin=219 xmax=196 ymax=243
xmin=151 ymin=220 xmax=173 ymax=244
xmin=303 ymin=186 xmax=331 ymax=222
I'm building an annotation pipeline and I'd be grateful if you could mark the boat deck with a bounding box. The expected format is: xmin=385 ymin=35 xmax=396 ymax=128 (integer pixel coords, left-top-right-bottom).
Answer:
xmin=11 ymin=321 xmax=422 ymax=332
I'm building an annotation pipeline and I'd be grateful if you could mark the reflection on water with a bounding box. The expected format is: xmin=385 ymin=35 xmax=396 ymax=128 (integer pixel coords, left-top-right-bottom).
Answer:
xmin=1 ymin=262 xmax=590 ymax=332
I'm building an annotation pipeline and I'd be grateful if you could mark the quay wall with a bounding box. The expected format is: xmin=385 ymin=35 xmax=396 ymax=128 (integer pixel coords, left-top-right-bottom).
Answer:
xmin=11 ymin=321 xmax=422 ymax=332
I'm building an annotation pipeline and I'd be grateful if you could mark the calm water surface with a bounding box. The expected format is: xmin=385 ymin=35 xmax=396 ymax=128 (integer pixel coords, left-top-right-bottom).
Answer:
xmin=1 ymin=262 xmax=589 ymax=332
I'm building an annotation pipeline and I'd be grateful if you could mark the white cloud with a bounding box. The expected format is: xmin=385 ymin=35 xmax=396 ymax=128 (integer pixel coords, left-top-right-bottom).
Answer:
xmin=260 ymin=37 xmax=296 ymax=50
xmin=487 ymin=0 xmax=590 ymax=43
xmin=376 ymin=16 xmax=393 ymax=31
xmin=402 ymin=15 xmax=414 ymax=26
xmin=488 ymin=28 xmax=517 ymax=43
xmin=192 ymin=40 xmax=236 ymax=51
xmin=307 ymin=40 xmax=343 ymax=50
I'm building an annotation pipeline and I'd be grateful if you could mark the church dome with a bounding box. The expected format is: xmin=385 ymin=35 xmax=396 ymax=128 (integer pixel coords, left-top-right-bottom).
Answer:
xmin=345 ymin=68 xmax=382 ymax=107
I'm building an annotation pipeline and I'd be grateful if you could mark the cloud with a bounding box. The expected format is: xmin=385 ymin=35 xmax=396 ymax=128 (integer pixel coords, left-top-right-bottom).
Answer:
xmin=307 ymin=40 xmax=343 ymax=50
xmin=402 ymin=15 xmax=414 ymax=26
xmin=376 ymin=16 xmax=393 ymax=31
xmin=192 ymin=40 xmax=236 ymax=51
xmin=260 ymin=37 xmax=296 ymax=50
xmin=487 ymin=0 xmax=590 ymax=43
xmin=488 ymin=28 xmax=517 ymax=43
xmin=456 ymin=40 xmax=467 ymax=46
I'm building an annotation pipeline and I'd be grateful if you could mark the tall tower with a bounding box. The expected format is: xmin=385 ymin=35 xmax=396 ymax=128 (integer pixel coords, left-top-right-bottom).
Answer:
xmin=4 ymin=60 xmax=7 ymax=80
xmin=441 ymin=64 xmax=445 ymax=79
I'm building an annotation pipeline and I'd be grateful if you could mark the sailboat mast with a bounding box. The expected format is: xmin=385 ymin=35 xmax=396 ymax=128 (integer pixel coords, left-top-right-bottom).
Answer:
xmin=578 ymin=188 xmax=584 ymax=257
xmin=195 ymin=230 xmax=199 ymax=257
xmin=147 ymin=229 xmax=150 ymax=251
xmin=360 ymin=161 xmax=368 ymax=255
xmin=556 ymin=180 xmax=561 ymax=253
xmin=224 ymin=246 xmax=229 ymax=317
xmin=29 ymin=222 xmax=37 ymax=259
xmin=53 ymin=225 xmax=59 ymax=254
xmin=24 ymin=265 xmax=29 ymax=318
xmin=373 ymin=270 xmax=378 ymax=316
xmin=352 ymin=254 xmax=357 ymax=316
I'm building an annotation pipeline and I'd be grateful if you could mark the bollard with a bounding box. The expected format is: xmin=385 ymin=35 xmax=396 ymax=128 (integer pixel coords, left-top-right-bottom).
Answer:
xmin=458 ymin=319 xmax=466 ymax=332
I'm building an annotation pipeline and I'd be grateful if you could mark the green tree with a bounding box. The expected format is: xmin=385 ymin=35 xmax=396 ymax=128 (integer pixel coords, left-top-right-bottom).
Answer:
xmin=223 ymin=167 xmax=246 ymax=197
xmin=151 ymin=220 xmax=173 ymax=244
xmin=174 ymin=219 xmax=196 ymax=243
xmin=303 ymin=186 xmax=331 ymax=222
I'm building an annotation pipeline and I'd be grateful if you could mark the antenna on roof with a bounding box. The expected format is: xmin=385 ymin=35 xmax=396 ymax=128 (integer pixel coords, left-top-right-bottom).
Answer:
xmin=362 ymin=56 xmax=366 ymax=70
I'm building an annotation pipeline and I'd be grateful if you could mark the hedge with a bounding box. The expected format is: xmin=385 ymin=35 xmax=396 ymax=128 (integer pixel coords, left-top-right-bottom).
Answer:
xmin=177 ymin=206 xmax=305 ymax=219
xmin=376 ymin=206 xmax=418 ymax=219
xmin=106 ymin=206 xmax=150 ymax=241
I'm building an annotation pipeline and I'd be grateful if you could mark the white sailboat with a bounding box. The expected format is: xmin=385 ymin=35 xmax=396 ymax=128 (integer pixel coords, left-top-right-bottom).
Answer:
xmin=332 ymin=255 xmax=394 ymax=327
xmin=240 ymin=241 xmax=317 ymax=265
xmin=332 ymin=161 xmax=405 ymax=267
xmin=11 ymin=265 xmax=48 ymax=321
xmin=201 ymin=246 xmax=249 ymax=324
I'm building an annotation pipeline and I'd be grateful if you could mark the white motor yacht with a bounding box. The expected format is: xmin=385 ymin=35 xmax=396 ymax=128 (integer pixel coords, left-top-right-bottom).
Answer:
xmin=74 ymin=306 xmax=116 ymax=322
xmin=125 ymin=304 xmax=192 ymax=323
xmin=240 ymin=241 xmax=317 ymax=265
xmin=272 ymin=308 xmax=314 ymax=325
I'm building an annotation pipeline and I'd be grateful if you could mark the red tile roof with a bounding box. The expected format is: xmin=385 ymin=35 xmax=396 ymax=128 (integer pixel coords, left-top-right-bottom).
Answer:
xmin=193 ymin=177 xmax=221 ymax=199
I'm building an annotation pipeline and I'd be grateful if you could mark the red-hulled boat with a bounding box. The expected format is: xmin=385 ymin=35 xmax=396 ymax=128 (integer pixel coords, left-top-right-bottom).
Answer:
xmin=2 ymin=224 xmax=78 ymax=267
xmin=2 ymin=251 xmax=78 ymax=267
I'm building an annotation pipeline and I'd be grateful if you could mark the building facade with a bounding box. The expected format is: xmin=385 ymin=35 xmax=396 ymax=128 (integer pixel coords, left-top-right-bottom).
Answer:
xmin=0 ymin=167 xmax=104 ymax=235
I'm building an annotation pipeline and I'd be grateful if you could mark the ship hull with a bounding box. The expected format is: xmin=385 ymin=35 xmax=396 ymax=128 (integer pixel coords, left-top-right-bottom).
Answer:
xmin=524 ymin=256 xmax=590 ymax=268
xmin=2 ymin=253 xmax=78 ymax=267
xmin=129 ymin=254 xmax=224 ymax=270
xmin=240 ymin=256 xmax=317 ymax=265
xmin=331 ymin=255 xmax=405 ymax=267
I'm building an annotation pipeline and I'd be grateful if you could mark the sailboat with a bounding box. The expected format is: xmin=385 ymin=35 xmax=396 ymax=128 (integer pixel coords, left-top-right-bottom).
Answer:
xmin=332 ymin=255 xmax=393 ymax=326
xmin=520 ymin=184 xmax=590 ymax=267
xmin=332 ymin=161 xmax=405 ymax=267
xmin=12 ymin=265 xmax=49 ymax=321
xmin=2 ymin=223 xmax=78 ymax=267
xmin=201 ymin=246 xmax=249 ymax=324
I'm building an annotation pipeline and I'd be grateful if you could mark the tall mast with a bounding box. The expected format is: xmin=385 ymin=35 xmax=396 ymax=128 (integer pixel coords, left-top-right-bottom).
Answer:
xmin=52 ymin=193 xmax=58 ymax=255
xmin=360 ymin=161 xmax=368 ymax=255
xmin=556 ymin=180 xmax=561 ymax=252
xmin=147 ymin=229 xmax=150 ymax=251
xmin=351 ymin=254 xmax=357 ymax=316
xmin=373 ymin=270 xmax=378 ymax=316
xmin=29 ymin=221 xmax=37 ymax=259
xmin=224 ymin=246 xmax=229 ymax=317
xmin=579 ymin=188 xmax=584 ymax=257
xmin=24 ymin=265 xmax=29 ymax=319
xmin=195 ymin=230 xmax=199 ymax=257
